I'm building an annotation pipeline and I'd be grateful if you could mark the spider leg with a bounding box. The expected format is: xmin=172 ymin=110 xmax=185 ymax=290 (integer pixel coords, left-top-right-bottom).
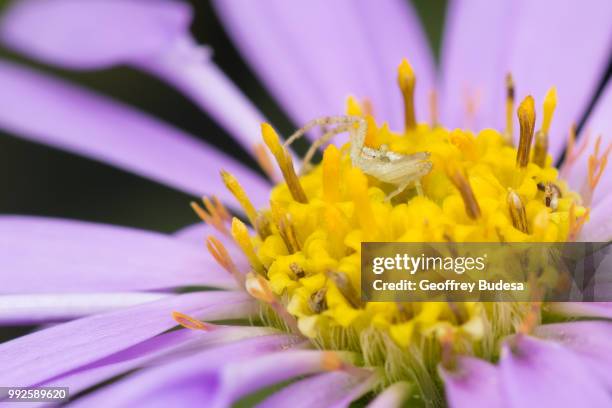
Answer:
xmin=283 ymin=116 xmax=357 ymax=150
xmin=415 ymin=180 xmax=424 ymax=196
xmin=301 ymin=124 xmax=353 ymax=174
xmin=385 ymin=182 xmax=410 ymax=202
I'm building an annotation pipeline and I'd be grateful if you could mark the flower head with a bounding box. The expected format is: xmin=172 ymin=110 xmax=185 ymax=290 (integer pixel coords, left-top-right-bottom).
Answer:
xmin=0 ymin=0 xmax=611 ymax=407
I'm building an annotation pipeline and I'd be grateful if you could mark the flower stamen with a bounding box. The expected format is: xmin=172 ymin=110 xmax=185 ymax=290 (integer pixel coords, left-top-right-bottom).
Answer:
xmin=347 ymin=167 xmax=377 ymax=232
xmin=322 ymin=144 xmax=342 ymax=203
xmin=231 ymin=217 xmax=265 ymax=274
xmin=448 ymin=166 xmax=481 ymax=220
xmin=533 ymin=88 xmax=557 ymax=167
xmin=254 ymin=142 xmax=279 ymax=182
xmin=245 ymin=272 xmax=299 ymax=333
xmin=429 ymin=89 xmax=439 ymax=128
xmin=587 ymin=135 xmax=611 ymax=191
xmin=190 ymin=196 xmax=230 ymax=235
xmin=507 ymin=189 xmax=529 ymax=233
xmin=505 ymin=73 xmax=515 ymax=144
xmin=172 ymin=311 xmax=215 ymax=331
xmin=206 ymin=235 xmax=243 ymax=285
xmin=270 ymin=201 xmax=301 ymax=253
xmin=397 ymin=58 xmax=417 ymax=131
xmin=516 ymin=95 xmax=536 ymax=168
xmin=262 ymin=123 xmax=308 ymax=203
xmin=221 ymin=170 xmax=263 ymax=235
xmin=326 ymin=271 xmax=362 ymax=309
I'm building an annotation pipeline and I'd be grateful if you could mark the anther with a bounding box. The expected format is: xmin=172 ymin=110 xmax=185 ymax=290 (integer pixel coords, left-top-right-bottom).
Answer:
xmin=537 ymin=182 xmax=561 ymax=210
xmin=221 ymin=171 xmax=256 ymax=222
xmin=440 ymin=329 xmax=457 ymax=370
xmin=448 ymin=166 xmax=481 ymax=220
xmin=541 ymin=87 xmax=557 ymax=135
xmin=270 ymin=201 xmax=301 ymax=253
xmin=507 ymin=190 xmax=529 ymax=233
xmin=253 ymin=142 xmax=279 ymax=182
xmin=308 ymin=287 xmax=328 ymax=313
xmin=346 ymin=95 xmax=363 ymax=116
xmin=326 ymin=271 xmax=362 ymax=309
xmin=245 ymin=272 xmax=300 ymax=333
xmin=172 ymin=311 xmax=215 ymax=331
xmin=321 ymin=352 xmax=368 ymax=377
xmin=254 ymin=213 xmax=272 ymax=240
xmin=322 ymin=144 xmax=341 ymax=203
xmin=206 ymin=236 xmax=243 ymax=285
xmin=290 ymin=262 xmax=306 ymax=279
xmin=532 ymin=130 xmax=548 ymax=167
xmin=587 ymin=135 xmax=611 ymax=191
xmin=518 ymin=301 xmax=541 ymax=335
xmin=516 ymin=95 xmax=536 ymax=168
xmin=262 ymin=123 xmax=308 ymax=203
xmin=533 ymin=88 xmax=557 ymax=167
xmin=505 ymin=73 xmax=515 ymax=144
xmin=190 ymin=196 xmax=229 ymax=235
xmin=230 ymin=217 xmax=264 ymax=275
xmin=397 ymin=58 xmax=417 ymax=131
xmin=347 ymin=168 xmax=377 ymax=232
xmin=362 ymin=98 xmax=374 ymax=117
xmin=429 ymin=89 xmax=439 ymax=128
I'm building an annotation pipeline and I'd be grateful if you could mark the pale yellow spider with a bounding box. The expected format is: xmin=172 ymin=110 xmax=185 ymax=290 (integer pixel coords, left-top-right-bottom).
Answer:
xmin=283 ymin=115 xmax=433 ymax=200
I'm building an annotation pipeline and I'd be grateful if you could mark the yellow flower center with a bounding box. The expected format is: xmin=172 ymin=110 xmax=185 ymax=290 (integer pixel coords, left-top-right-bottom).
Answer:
xmin=198 ymin=58 xmax=602 ymax=390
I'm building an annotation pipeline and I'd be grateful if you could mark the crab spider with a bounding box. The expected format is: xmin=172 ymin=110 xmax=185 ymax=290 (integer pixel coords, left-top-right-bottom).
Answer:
xmin=283 ymin=116 xmax=433 ymax=200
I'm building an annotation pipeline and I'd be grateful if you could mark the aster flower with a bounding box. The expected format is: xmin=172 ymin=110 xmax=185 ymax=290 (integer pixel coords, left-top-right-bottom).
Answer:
xmin=0 ymin=0 xmax=611 ymax=407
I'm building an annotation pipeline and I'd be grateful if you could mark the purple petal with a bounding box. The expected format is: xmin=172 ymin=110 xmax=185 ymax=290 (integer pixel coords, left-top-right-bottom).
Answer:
xmin=366 ymin=382 xmax=411 ymax=408
xmin=259 ymin=371 xmax=377 ymax=408
xmin=43 ymin=326 xmax=279 ymax=396
xmin=210 ymin=350 xmax=351 ymax=407
xmin=500 ymin=335 xmax=611 ymax=407
xmin=71 ymin=335 xmax=308 ymax=408
xmin=0 ymin=292 xmax=168 ymax=325
xmin=506 ymin=0 xmax=612 ymax=160
xmin=441 ymin=0 xmax=612 ymax=161
xmin=0 ymin=60 xmax=270 ymax=206
xmin=440 ymin=0 xmax=516 ymax=131
xmin=0 ymin=0 xmax=190 ymax=69
xmin=173 ymin=223 xmax=215 ymax=245
xmin=0 ymin=216 xmax=236 ymax=293
xmin=535 ymin=321 xmax=612 ymax=389
xmin=0 ymin=291 xmax=257 ymax=387
xmin=1 ymin=0 xmax=271 ymax=156
xmin=212 ymin=0 xmax=434 ymax=130
xmin=139 ymin=38 xmax=269 ymax=155
xmin=580 ymin=195 xmax=612 ymax=241
xmin=174 ymin=223 xmax=250 ymax=273
xmin=439 ymin=357 xmax=502 ymax=408
xmin=547 ymin=302 xmax=612 ymax=319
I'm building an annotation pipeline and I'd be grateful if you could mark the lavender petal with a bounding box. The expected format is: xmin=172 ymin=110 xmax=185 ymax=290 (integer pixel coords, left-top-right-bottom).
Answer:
xmin=43 ymin=326 xmax=279 ymax=397
xmin=0 ymin=292 xmax=168 ymax=326
xmin=259 ymin=371 xmax=377 ymax=408
xmin=212 ymin=0 xmax=434 ymax=130
xmin=0 ymin=59 xmax=270 ymax=206
xmin=71 ymin=334 xmax=307 ymax=408
xmin=1 ymin=0 xmax=270 ymax=156
xmin=0 ymin=291 xmax=257 ymax=387
xmin=439 ymin=356 xmax=503 ymax=408
xmin=500 ymin=335 xmax=611 ymax=407
xmin=0 ymin=216 xmax=236 ymax=293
